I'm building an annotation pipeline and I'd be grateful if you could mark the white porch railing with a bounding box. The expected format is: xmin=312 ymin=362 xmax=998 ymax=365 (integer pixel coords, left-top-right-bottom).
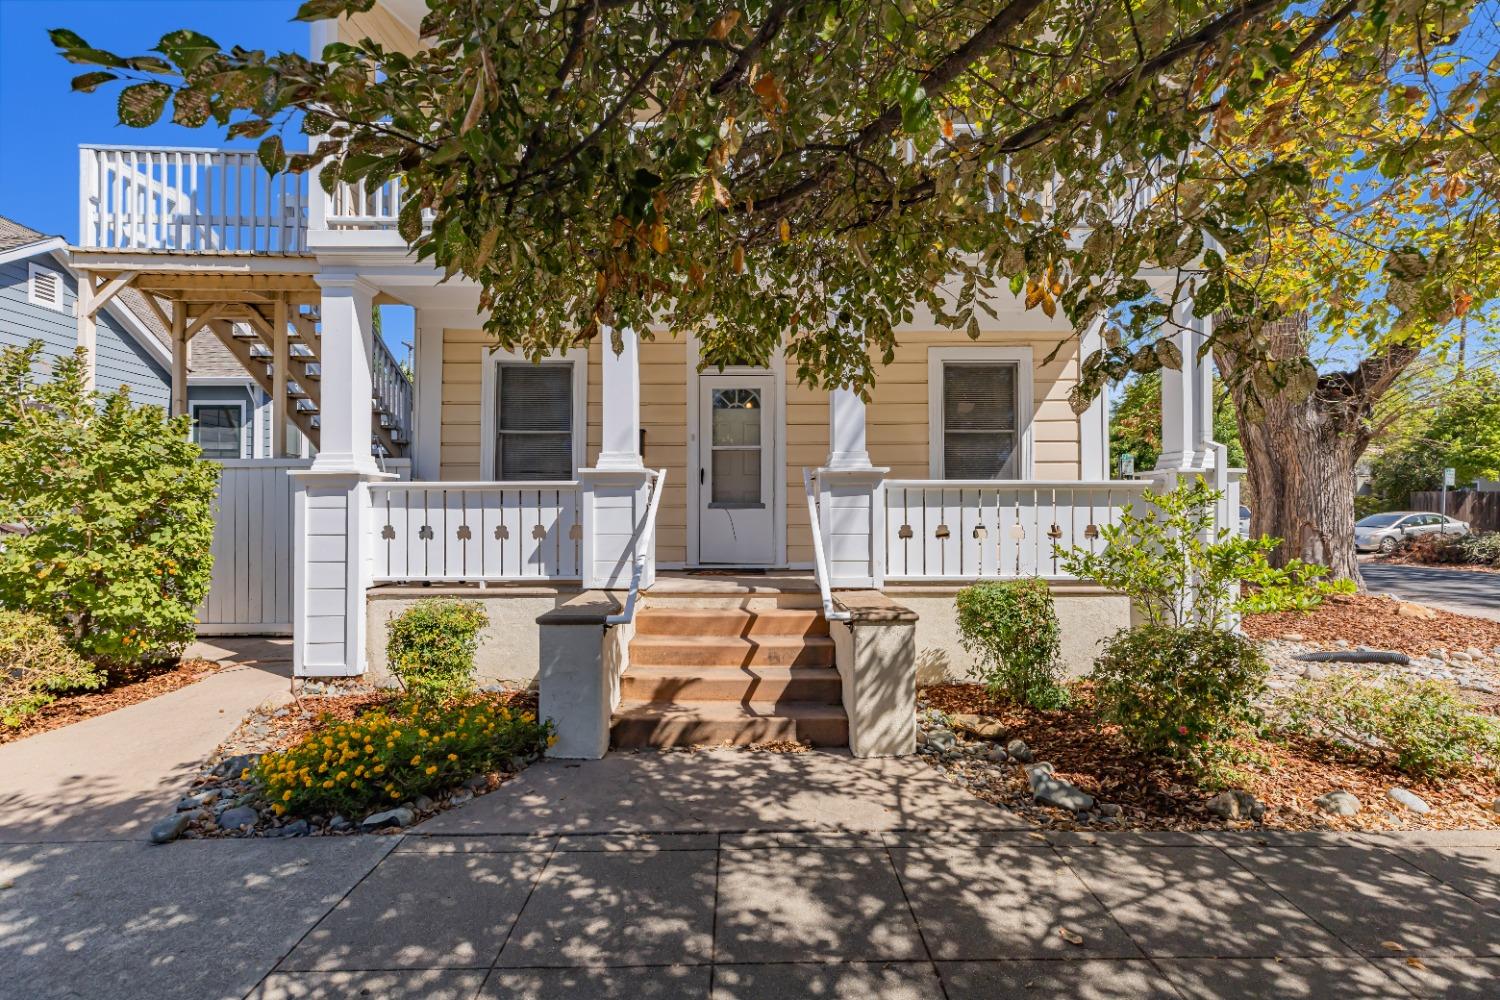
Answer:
xmin=882 ymin=479 xmax=1150 ymax=581
xmin=605 ymin=469 xmax=668 ymax=626
xmin=325 ymin=177 xmax=407 ymax=229
xmin=371 ymin=334 xmax=413 ymax=447
xmin=369 ymin=482 xmax=582 ymax=583
xmin=79 ymin=145 xmax=307 ymax=252
xmin=803 ymin=469 xmax=853 ymax=621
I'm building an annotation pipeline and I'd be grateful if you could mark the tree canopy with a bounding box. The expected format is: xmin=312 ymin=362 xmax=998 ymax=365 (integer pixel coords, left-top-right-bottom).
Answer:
xmin=53 ymin=0 xmax=1500 ymax=396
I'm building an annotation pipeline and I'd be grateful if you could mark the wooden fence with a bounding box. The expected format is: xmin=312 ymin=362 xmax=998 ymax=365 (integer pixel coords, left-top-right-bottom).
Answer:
xmin=1409 ymin=490 xmax=1500 ymax=532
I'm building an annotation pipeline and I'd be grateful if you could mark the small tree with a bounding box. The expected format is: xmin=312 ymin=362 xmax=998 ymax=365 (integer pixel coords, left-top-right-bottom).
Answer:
xmin=0 ymin=343 xmax=218 ymax=662
xmin=1059 ymin=479 xmax=1347 ymax=631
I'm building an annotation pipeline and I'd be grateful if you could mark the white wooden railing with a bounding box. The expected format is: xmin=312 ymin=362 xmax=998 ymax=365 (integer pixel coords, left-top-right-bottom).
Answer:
xmin=325 ymin=177 xmax=407 ymax=229
xmin=882 ymin=480 xmax=1150 ymax=581
xmin=79 ymin=145 xmax=308 ymax=252
xmin=605 ymin=469 xmax=668 ymax=626
xmin=803 ymin=469 xmax=853 ymax=621
xmin=371 ymin=334 xmax=413 ymax=446
xmin=369 ymin=482 xmax=582 ymax=583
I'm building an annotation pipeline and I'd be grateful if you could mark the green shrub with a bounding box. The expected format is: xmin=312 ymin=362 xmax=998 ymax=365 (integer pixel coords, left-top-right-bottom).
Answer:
xmin=386 ymin=599 xmax=490 ymax=703
xmin=1276 ymin=674 xmax=1500 ymax=778
xmin=955 ymin=578 xmax=1068 ymax=709
xmin=1394 ymin=531 xmax=1500 ymax=568
xmin=0 ymin=343 xmax=217 ymax=663
xmin=1058 ymin=478 xmax=1346 ymax=629
xmin=0 ymin=609 xmax=105 ymax=726
xmin=1092 ymin=624 xmax=1268 ymax=759
xmin=252 ymin=697 xmax=552 ymax=819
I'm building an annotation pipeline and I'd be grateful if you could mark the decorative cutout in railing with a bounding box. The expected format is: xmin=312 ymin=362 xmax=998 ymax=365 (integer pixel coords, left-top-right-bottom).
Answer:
xmin=369 ymin=482 xmax=582 ymax=582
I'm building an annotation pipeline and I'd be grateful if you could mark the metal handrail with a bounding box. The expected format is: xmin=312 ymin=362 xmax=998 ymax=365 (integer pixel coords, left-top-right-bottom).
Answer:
xmin=802 ymin=468 xmax=853 ymax=623
xmin=605 ymin=469 xmax=667 ymax=626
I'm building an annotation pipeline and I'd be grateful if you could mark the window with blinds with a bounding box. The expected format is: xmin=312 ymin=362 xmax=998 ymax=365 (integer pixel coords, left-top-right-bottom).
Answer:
xmin=941 ymin=362 xmax=1019 ymax=479
xmin=494 ymin=364 xmax=573 ymax=480
xmin=193 ymin=404 xmax=244 ymax=460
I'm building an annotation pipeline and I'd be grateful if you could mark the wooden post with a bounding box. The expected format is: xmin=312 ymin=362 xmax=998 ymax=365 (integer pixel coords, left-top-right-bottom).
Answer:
xmin=170 ymin=300 xmax=188 ymax=417
xmin=272 ymin=294 xmax=290 ymax=457
xmin=76 ymin=273 xmax=97 ymax=391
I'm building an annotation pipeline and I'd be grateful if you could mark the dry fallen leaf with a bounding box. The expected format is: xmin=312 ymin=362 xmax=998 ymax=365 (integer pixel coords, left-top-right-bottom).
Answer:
xmin=1059 ymin=927 xmax=1084 ymax=946
xmin=1381 ymin=940 xmax=1406 ymax=952
xmin=1405 ymin=957 xmax=1427 ymax=970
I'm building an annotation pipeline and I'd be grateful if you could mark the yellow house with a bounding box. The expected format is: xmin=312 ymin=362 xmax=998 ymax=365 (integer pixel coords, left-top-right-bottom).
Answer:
xmin=67 ymin=0 xmax=1238 ymax=759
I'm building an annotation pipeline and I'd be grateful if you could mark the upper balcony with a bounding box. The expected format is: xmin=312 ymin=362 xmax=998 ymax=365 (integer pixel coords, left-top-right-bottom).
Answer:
xmin=78 ymin=144 xmax=409 ymax=256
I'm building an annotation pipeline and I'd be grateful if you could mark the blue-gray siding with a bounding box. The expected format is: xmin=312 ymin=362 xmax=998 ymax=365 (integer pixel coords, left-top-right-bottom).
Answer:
xmin=0 ymin=251 xmax=169 ymax=408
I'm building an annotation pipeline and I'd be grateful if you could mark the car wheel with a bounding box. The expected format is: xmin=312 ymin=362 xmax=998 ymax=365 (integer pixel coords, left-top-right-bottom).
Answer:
xmin=1379 ymin=537 xmax=1397 ymax=554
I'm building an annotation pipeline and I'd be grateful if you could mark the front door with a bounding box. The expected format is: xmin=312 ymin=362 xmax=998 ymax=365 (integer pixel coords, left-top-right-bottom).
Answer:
xmin=697 ymin=374 xmax=776 ymax=565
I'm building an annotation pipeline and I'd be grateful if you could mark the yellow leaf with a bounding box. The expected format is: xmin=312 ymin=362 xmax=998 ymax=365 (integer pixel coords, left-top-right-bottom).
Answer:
xmin=651 ymin=220 xmax=669 ymax=254
xmin=940 ymin=115 xmax=955 ymax=140
xmin=711 ymin=176 xmax=732 ymax=208
xmin=753 ymin=73 xmax=787 ymax=113
xmin=779 ymin=217 xmax=790 ymax=243
xmin=732 ymin=244 xmax=745 ymax=273
xmin=707 ymin=10 xmax=741 ymax=41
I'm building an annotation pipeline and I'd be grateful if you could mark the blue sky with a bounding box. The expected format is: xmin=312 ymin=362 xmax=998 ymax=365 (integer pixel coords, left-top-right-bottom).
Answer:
xmin=0 ymin=0 xmax=414 ymax=357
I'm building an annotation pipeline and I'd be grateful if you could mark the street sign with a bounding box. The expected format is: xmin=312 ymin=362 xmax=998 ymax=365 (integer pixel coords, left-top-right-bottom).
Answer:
xmin=1443 ymin=467 xmax=1456 ymax=487
xmin=1120 ymin=453 xmax=1135 ymax=478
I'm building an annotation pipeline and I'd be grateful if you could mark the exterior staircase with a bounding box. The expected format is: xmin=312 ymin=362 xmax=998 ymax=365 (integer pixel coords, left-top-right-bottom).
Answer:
xmin=610 ymin=603 xmax=849 ymax=749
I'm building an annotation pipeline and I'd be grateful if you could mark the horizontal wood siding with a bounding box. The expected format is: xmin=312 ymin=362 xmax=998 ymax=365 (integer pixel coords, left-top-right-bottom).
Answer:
xmin=337 ymin=8 xmax=420 ymax=54
xmin=0 ymin=253 xmax=169 ymax=408
xmin=436 ymin=327 xmax=1079 ymax=567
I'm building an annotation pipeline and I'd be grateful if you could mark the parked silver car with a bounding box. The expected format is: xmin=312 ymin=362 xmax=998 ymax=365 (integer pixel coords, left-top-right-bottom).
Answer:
xmin=1354 ymin=511 xmax=1470 ymax=554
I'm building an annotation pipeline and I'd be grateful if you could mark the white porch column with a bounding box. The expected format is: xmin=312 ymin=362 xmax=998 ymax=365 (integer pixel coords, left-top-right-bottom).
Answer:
xmin=292 ymin=272 xmax=393 ymax=679
xmin=816 ymin=382 xmax=886 ymax=588
xmin=1154 ymin=307 xmax=1216 ymax=472
xmin=826 ymin=386 xmax=872 ymax=470
xmin=1078 ymin=319 xmax=1111 ymax=480
xmin=578 ymin=325 xmax=652 ymax=589
xmin=412 ymin=312 xmax=444 ymax=481
xmin=595 ymin=325 xmax=644 ymax=470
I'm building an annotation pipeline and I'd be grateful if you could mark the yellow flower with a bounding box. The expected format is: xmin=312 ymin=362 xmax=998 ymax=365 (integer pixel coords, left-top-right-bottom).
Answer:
xmin=282 ymin=790 xmax=293 ymax=801
xmin=322 ymin=780 xmax=334 ymax=789
xmin=272 ymin=803 xmax=286 ymax=816
xmin=390 ymin=789 xmax=401 ymax=799
xmin=447 ymin=753 xmax=458 ymax=762
xmin=425 ymin=765 xmax=437 ymax=775
xmin=410 ymin=755 xmax=421 ymax=766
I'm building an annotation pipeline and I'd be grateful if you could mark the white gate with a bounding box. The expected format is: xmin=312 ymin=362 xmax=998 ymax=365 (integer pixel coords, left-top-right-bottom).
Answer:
xmin=197 ymin=459 xmax=311 ymax=634
xmin=197 ymin=458 xmax=410 ymax=634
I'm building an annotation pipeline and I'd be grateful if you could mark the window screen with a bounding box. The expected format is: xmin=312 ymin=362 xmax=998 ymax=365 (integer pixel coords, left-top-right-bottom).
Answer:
xmin=194 ymin=404 xmax=244 ymax=460
xmin=495 ymin=364 xmax=573 ymax=480
xmin=941 ymin=363 xmax=1019 ymax=479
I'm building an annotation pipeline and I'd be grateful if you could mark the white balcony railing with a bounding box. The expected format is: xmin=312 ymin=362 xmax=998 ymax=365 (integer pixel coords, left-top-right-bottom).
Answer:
xmin=325 ymin=177 xmax=407 ymax=229
xmin=882 ymin=480 xmax=1150 ymax=581
xmin=369 ymin=482 xmax=583 ymax=583
xmin=79 ymin=145 xmax=308 ymax=252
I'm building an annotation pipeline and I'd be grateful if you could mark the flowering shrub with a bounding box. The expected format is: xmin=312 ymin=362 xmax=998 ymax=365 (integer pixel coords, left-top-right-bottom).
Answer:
xmin=0 ymin=609 xmax=105 ymax=726
xmin=1091 ymin=624 xmax=1268 ymax=762
xmin=252 ymin=697 xmax=552 ymax=819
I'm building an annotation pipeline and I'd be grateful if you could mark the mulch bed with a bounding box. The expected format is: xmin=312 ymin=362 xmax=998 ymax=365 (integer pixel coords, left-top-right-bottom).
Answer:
xmin=0 ymin=657 xmax=223 ymax=747
xmin=1241 ymin=593 xmax=1500 ymax=656
xmin=920 ymin=683 xmax=1499 ymax=832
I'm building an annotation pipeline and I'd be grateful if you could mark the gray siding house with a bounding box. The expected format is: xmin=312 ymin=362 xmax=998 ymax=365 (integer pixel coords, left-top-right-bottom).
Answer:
xmin=0 ymin=215 xmax=289 ymax=458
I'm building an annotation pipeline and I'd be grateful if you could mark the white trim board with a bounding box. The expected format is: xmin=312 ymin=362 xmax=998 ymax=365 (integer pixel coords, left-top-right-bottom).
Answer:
xmin=478 ymin=344 xmax=589 ymax=481
xmin=685 ymin=332 xmax=788 ymax=568
xmin=927 ymin=345 xmax=1036 ymax=479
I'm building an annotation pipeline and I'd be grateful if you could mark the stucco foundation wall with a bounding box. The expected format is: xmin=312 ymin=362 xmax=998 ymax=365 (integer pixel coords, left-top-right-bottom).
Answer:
xmin=894 ymin=590 xmax=1130 ymax=685
xmin=365 ymin=590 xmax=582 ymax=686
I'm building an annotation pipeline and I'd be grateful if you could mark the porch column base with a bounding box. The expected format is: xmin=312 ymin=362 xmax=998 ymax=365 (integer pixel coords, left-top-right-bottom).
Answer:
xmin=829 ymin=594 xmax=918 ymax=758
xmin=578 ymin=466 xmax=655 ymax=590
xmin=291 ymin=467 xmax=397 ymax=678
xmin=816 ymin=466 xmax=889 ymax=589
xmin=537 ymin=592 xmax=627 ymax=759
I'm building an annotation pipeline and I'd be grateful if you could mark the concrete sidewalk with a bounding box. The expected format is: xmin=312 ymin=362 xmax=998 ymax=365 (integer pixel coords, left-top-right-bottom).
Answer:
xmin=1 ymin=750 xmax=1496 ymax=999
xmin=0 ymin=639 xmax=294 ymax=843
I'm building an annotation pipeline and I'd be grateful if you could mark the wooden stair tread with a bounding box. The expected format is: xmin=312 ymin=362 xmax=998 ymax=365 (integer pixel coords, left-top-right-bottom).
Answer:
xmin=614 ymin=701 xmax=847 ymax=719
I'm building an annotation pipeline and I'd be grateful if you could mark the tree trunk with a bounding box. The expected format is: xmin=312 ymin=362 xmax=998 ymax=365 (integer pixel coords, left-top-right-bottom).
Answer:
xmin=1234 ymin=384 xmax=1364 ymax=584
xmin=1216 ymin=316 xmax=1421 ymax=592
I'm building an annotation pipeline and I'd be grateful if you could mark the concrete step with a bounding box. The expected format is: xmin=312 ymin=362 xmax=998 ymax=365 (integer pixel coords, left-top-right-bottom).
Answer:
xmin=610 ymin=701 xmax=849 ymax=749
xmin=633 ymin=607 xmax=828 ymax=638
xmin=619 ymin=664 xmax=843 ymax=704
xmin=642 ymin=593 xmax=824 ymax=611
xmin=629 ymin=634 xmax=835 ymax=668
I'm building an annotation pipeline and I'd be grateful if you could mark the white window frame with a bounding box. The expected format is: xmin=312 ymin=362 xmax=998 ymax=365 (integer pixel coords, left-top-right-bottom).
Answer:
xmin=478 ymin=345 xmax=588 ymax=481
xmin=927 ymin=346 xmax=1035 ymax=479
xmin=27 ymin=262 xmax=66 ymax=312
xmin=190 ymin=400 xmax=250 ymax=460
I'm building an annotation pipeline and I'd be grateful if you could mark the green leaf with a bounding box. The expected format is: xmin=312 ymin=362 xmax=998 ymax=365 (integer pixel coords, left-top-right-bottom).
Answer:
xmin=257 ymin=134 xmax=287 ymax=174
xmin=48 ymin=28 xmax=88 ymax=49
xmin=154 ymin=30 xmax=220 ymax=72
xmin=172 ymin=88 xmax=210 ymax=127
xmin=70 ymin=71 xmax=117 ymax=93
xmin=116 ymin=82 xmax=172 ymax=127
